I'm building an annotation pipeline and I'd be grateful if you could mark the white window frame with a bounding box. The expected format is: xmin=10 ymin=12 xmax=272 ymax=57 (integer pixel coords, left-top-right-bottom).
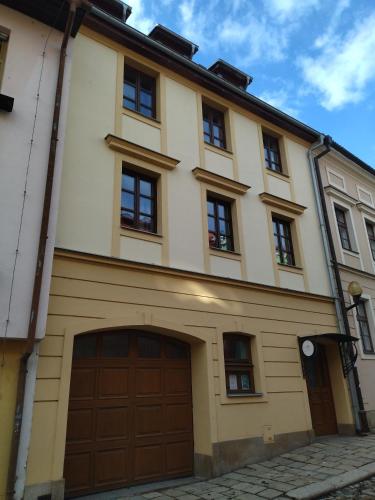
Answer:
xmin=331 ymin=198 xmax=363 ymax=268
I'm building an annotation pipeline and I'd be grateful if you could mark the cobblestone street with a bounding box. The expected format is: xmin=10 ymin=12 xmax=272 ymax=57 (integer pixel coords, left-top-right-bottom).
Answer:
xmin=320 ymin=475 xmax=375 ymax=499
xmin=93 ymin=434 xmax=375 ymax=500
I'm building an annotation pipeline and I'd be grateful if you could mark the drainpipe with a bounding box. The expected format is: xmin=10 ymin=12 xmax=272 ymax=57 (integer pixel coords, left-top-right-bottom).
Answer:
xmin=6 ymin=2 xmax=87 ymax=498
xmin=308 ymin=135 xmax=369 ymax=434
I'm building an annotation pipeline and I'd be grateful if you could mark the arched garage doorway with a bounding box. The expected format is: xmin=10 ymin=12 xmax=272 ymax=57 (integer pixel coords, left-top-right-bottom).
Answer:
xmin=64 ymin=329 xmax=193 ymax=497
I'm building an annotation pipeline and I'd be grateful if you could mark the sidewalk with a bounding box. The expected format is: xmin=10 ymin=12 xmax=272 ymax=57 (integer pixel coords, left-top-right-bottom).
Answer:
xmin=113 ymin=434 xmax=375 ymax=499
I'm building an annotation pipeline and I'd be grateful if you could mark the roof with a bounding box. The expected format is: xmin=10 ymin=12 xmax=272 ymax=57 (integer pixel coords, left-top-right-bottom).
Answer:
xmin=332 ymin=141 xmax=375 ymax=178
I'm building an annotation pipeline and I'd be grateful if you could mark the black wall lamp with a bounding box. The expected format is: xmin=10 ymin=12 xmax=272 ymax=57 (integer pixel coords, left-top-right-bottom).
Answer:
xmin=346 ymin=281 xmax=363 ymax=311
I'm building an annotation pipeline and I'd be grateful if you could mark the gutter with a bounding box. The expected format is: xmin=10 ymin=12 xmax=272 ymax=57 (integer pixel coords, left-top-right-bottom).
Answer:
xmin=6 ymin=2 xmax=89 ymax=498
xmin=88 ymin=5 xmax=320 ymax=144
xmin=307 ymin=136 xmax=369 ymax=434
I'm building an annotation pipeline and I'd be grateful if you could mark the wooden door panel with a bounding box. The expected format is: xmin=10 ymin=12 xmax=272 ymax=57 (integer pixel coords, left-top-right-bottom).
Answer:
xmin=96 ymin=407 xmax=129 ymax=441
xmin=65 ymin=331 xmax=193 ymax=497
xmin=94 ymin=448 xmax=129 ymax=486
xmin=98 ymin=367 xmax=129 ymax=398
xmin=66 ymin=408 xmax=94 ymax=443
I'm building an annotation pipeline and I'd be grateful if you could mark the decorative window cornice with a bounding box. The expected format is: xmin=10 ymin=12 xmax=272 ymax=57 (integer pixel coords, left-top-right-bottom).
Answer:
xmin=105 ymin=134 xmax=180 ymax=170
xmin=259 ymin=192 xmax=306 ymax=215
xmin=357 ymin=202 xmax=375 ymax=217
xmin=192 ymin=167 xmax=251 ymax=195
xmin=324 ymin=185 xmax=356 ymax=207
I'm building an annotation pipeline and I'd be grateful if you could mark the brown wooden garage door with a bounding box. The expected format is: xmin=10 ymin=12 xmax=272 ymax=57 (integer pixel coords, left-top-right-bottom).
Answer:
xmin=64 ymin=330 xmax=193 ymax=497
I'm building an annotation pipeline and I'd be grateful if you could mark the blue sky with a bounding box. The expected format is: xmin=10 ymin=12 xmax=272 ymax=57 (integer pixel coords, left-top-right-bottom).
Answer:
xmin=124 ymin=0 xmax=375 ymax=167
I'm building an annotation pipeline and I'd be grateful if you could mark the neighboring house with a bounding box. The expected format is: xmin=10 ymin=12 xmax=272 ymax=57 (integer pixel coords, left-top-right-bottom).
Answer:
xmin=318 ymin=143 xmax=375 ymax=429
xmin=0 ymin=1 xmax=118 ymax=499
xmin=22 ymin=7 xmax=358 ymax=500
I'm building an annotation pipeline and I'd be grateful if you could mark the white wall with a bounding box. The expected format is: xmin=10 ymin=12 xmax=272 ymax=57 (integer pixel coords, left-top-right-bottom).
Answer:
xmin=0 ymin=6 xmax=69 ymax=339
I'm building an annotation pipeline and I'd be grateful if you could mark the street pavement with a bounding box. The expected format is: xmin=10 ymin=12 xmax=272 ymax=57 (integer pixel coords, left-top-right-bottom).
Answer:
xmin=82 ymin=434 xmax=375 ymax=499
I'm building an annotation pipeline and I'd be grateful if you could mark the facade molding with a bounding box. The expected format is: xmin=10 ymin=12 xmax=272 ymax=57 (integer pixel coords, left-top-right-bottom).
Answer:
xmin=105 ymin=133 xmax=180 ymax=170
xmin=324 ymin=185 xmax=357 ymax=207
xmin=192 ymin=167 xmax=250 ymax=195
xmin=259 ymin=192 xmax=307 ymax=215
xmin=357 ymin=202 xmax=375 ymax=218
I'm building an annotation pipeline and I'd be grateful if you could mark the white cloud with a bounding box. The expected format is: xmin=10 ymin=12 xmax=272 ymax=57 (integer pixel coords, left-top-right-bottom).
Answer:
xmin=257 ymin=88 xmax=299 ymax=117
xmin=299 ymin=11 xmax=375 ymax=110
xmin=263 ymin=0 xmax=320 ymax=22
xmin=314 ymin=0 xmax=350 ymax=49
xmin=126 ymin=0 xmax=154 ymax=34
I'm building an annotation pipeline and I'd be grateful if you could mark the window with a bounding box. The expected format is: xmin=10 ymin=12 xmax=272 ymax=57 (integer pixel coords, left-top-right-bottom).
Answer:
xmin=335 ymin=206 xmax=352 ymax=251
xmin=203 ymin=104 xmax=226 ymax=149
xmin=272 ymin=217 xmax=295 ymax=266
xmin=357 ymin=301 xmax=375 ymax=354
xmin=366 ymin=221 xmax=375 ymax=261
xmin=224 ymin=334 xmax=255 ymax=394
xmin=123 ymin=65 xmax=156 ymax=118
xmin=263 ymin=132 xmax=282 ymax=173
xmin=207 ymin=197 xmax=234 ymax=251
xmin=121 ymin=168 xmax=157 ymax=233
xmin=0 ymin=31 xmax=9 ymax=86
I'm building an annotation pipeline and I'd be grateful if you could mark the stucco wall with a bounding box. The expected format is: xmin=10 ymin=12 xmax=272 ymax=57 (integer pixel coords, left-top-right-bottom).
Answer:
xmin=55 ymin=30 xmax=331 ymax=298
xmin=25 ymin=251 xmax=351 ymax=490
xmin=0 ymin=5 xmax=67 ymax=340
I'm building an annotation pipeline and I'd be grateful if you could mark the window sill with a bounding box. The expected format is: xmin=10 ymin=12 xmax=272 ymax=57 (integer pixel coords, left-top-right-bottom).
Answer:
xmin=277 ymin=263 xmax=304 ymax=274
xmin=209 ymin=247 xmax=241 ymax=260
xmin=227 ymin=392 xmax=263 ymax=397
xmin=122 ymin=107 xmax=161 ymax=129
xmin=265 ymin=167 xmax=290 ymax=181
xmin=120 ymin=226 xmax=163 ymax=244
xmin=204 ymin=141 xmax=233 ymax=158
xmin=343 ymin=248 xmax=360 ymax=257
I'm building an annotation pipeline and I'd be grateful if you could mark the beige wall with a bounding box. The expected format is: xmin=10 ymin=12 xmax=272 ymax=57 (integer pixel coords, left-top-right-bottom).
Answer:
xmin=56 ymin=30 xmax=331 ymax=298
xmin=321 ymin=152 xmax=375 ymax=420
xmin=25 ymin=251 xmax=351 ymax=489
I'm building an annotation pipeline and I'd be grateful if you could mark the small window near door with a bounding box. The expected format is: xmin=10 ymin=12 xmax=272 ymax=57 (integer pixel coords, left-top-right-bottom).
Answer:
xmin=357 ymin=300 xmax=375 ymax=354
xmin=203 ymin=104 xmax=226 ymax=149
xmin=121 ymin=168 xmax=157 ymax=233
xmin=366 ymin=221 xmax=375 ymax=261
xmin=335 ymin=206 xmax=352 ymax=251
xmin=224 ymin=334 xmax=255 ymax=394
xmin=123 ymin=65 xmax=156 ymax=118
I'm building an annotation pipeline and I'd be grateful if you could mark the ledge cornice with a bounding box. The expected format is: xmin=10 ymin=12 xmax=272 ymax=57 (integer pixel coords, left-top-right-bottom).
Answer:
xmin=105 ymin=134 xmax=180 ymax=170
xmin=192 ymin=167 xmax=251 ymax=195
xmin=324 ymin=185 xmax=356 ymax=206
xmin=357 ymin=202 xmax=375 ymax=217
xmin=259 ymin=192 xmax=306 ymax=215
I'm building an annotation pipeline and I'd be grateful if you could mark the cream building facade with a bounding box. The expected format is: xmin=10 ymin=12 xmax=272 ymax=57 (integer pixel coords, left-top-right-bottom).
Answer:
xmin=319 ymin=144 xmax=375 ymax=429
xmin=24 ymin=7 xmax=357 ymax=500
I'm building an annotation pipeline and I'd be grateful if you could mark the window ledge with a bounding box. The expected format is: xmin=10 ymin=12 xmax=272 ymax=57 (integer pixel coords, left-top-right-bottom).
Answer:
xmin=277 ymin=263 xmax=303 ymax=274
xmin=204 ymin=141 xmax=233 ymax=158
xmin=209 ymin=248 xmax=241 ymax=260
xmin=122 ymin=107 xmax=161 ymax=128
xmin=227 ymin=392 xmax=263 ymax=397
xmin=265 ymin=167 xmax=290 ymax=181
xmin=343 ymin=249 xmax=360 ymax=257
xmin=120 ymin=226 xmax=163 ymax=244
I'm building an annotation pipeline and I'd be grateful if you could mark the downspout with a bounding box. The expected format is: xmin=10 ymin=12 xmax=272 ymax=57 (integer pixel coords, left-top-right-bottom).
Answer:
xmin=6 ymin=2 xmax=86 ymax=498
xmin=308 ymin=135 xmax=369 ymax=434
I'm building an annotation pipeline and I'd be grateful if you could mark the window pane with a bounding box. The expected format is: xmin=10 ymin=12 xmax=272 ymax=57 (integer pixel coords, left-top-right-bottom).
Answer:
xmin=234 ymin=339 xmax=248 ymax=359
xmin=140 ymin=196 xmax=152 ymax=215
xmin=208 ymin=231 xmax=216 ymax=247
xmin=121 ymin=209 xmax=134 ymax=226
xmin=166 ymin=340 xmax=188 ymax=359
xmin=140 ymin=74 xmax=154 ymax=92
xmin=73 ymin=334 xmax=96 ymax=359
xmin=203 ymin=119 xmax=210 ymax=134
xmin=228 ymin=373 xmax=238 ymax=391
xmin=102 ymin=333 xmax=129 ymax=357
xmin=240 ymin=373 xmax=250 ymax=391
xmin=208 ymin=215 xmax=216 ymax=232
xmin=122 ymin=191 xmax=134 ymax=210
xmin=124 ymin=66 xmax=137 ymax=84
xmin=217 ymin=204 xmax=225 ymax=218
xmin=124 ymin=82 xmax=136 ymax=100
xmin=138 ymin=335 xmax=161 ymax=358
xmin=124 ymin=98 xmax=136 ymax=110
xmin=139 ymin=215 xmax=153 ymax=232
xmin=122 ymin=173 xmax=135 ymax=191
xmin=140 ymin=105 xmax=153 ymax=117
xmin=140 ymin=179 xmax=152 ymax=196
xmin=207 ymin=200 xmax=215 ymax=215
xmin=140 ymin=89 xmax=152 ymax=107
